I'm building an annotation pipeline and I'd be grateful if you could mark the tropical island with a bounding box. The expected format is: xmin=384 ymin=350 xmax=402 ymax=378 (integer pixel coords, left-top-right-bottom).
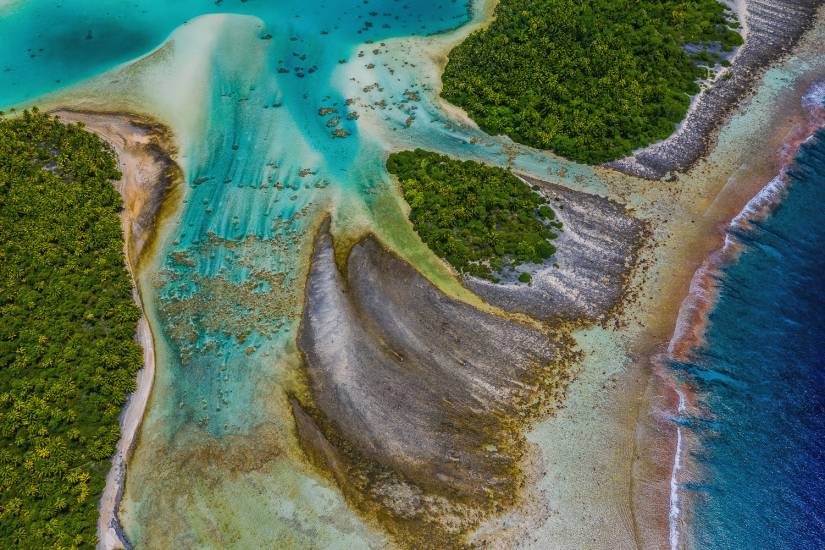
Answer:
xmin=0 ymin=110 xmax=141 ymax=547
xmin=387 ymin=149 xmax=561 ymax=282
xmin=441 ymin=0 xmax=743 ymax=163
xmin=0 ymin=0 xmax=824 ymax=549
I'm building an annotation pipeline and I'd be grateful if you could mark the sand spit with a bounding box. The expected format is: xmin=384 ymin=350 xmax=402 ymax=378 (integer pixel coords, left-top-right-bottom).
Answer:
xmin=50 ymin=111 xmax=180 ymax=550
xmin=294 ymin=220 xmax=575 ymax=548
xmin=465 ymin=175 xmax=647 ymax=322
xmin=52 ymin=110 xmax=180 ymax=264
xmin=608 ymin=0 xmax=824 ymax=179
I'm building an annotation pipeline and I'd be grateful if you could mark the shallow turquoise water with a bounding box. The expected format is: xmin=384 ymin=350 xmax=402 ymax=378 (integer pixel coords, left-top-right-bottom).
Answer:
xmin=2 ymin=0 xmax=473 ymax=435
xmin=0 ymin=0 xmax=469 ymax=108
xmin=1 ymin=1 xmax=605 ymax=545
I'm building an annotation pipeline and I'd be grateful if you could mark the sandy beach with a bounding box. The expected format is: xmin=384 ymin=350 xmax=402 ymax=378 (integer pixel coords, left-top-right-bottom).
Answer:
xmin=50 ymin=111 xmax=180 ymax=550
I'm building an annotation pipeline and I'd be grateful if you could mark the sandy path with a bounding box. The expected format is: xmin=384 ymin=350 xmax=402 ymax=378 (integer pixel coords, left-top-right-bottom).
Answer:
xmin=52 ymin=111 xmax=179 ymax=550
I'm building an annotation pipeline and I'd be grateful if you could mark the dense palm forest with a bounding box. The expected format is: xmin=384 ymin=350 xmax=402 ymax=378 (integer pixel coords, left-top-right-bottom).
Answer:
xmin=442 ymin=0 xmax=743 ymax=163
xmin=387 ymin=149 xmax=560 ymax=282
xmin=0 ymin=110 xmax=142 ymax=548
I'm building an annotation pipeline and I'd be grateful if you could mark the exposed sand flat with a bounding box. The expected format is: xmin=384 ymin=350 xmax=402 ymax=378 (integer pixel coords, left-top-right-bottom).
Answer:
xmin=608 ymin=0 xmax=825 ymax=179
xmin=50 ymin=111 xmax=180 ymax=550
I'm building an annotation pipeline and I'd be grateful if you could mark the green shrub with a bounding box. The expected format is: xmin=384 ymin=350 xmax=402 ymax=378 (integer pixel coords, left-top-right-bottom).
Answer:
xmin=442 ymin=0 xmax=743 ymax=163
xmin=0 ymin=110 xmax=141 ymax=548
xmin=387 ymin=149 xmax=558 ymax=281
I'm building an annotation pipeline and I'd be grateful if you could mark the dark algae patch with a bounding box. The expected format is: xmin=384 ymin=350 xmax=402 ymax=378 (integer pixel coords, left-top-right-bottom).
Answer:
xmin=387 ymin=149 xmax=561 ymax=282
xmin=441 ymin=0 xmax=743 ymax=163
xmin=0 ymin=110 xmax=141 ymax=547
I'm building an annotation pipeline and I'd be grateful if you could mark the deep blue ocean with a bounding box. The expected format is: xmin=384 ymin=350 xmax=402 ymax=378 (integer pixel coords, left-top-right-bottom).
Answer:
xmin=678 ymin=128 xmax=825 ymax=548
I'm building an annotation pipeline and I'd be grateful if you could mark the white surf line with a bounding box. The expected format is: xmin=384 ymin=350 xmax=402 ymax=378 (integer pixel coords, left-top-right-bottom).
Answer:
xmin=668 ymin=386 xmax=687 ymax=550
xmin=666 ymin=81 xmax=825 ymax=550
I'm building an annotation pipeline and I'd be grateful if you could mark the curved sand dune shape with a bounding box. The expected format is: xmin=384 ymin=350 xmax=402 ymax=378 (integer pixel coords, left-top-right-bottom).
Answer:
xmin=294 ymin=221 xmax=574 ymax=546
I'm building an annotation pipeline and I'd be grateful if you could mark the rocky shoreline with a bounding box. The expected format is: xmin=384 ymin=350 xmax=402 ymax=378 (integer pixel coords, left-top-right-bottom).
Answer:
xmin=608 ymin=0 xmax=824 ymax=179
xmin=465 ymin=174 xmax=647 ymax=323
xmin=627 ymin=29 xmax=825 ymax=548
xmin=657 ymin=81 xmax=825 ymax=549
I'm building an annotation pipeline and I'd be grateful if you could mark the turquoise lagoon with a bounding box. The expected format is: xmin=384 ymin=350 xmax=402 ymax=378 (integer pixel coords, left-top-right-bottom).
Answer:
xmin=1 ymin=1 xmax=604 ymax=546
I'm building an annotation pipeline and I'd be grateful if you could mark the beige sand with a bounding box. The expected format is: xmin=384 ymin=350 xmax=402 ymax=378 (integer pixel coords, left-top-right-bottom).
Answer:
xmin=51 ymin=111 xmax=179 ymax=550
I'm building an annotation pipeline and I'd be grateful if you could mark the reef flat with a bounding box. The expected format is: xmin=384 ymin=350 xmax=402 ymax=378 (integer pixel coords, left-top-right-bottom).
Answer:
xmin=626 ymin=14 xmax=825 ymax=548
xmin=465 ymin=175 xmax=647 ymax=322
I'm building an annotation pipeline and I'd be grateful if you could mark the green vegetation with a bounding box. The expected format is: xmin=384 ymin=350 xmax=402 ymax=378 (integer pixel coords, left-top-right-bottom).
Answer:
xmin=442 ymin=0 xmax=743 ymax=163
xmin=0 ymin=110 xmax=142 ymax=548
xmin=387 ymin=149 xmax=561 ymax=282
